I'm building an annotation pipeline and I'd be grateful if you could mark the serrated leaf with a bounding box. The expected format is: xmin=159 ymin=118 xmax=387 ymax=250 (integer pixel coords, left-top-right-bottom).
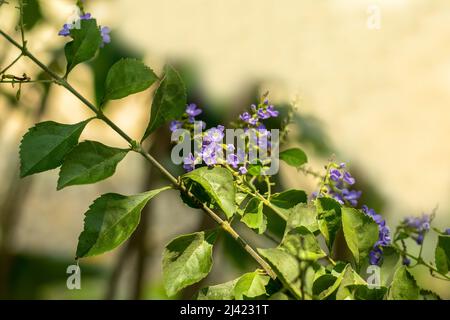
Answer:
xmin=341 ymin=207 xmax=379 ymax=265
xmin=142 ymin=65 xmax=186 ymax=140
xmin=419 ymin=289 xmax=442 ymax=300
xmin=182 ymin=167 xmax=236 ymax=219
xmin=435 ymin=234 xmax=450 ymax=274
xmin=316 ymin=197 xmax=342 ymax=249
xmin=241 ymin=198 xmax=267 ymax=234
xmin=65 ymin=19 xmax=102 ymax=74
xmin=286 ymin=203 xmax=319 ymax=233
xmin=335 ymin=265 xmax=367 ymax=300
xmin=234 ymin=271 xmax=270 ymax=300
xmin=282 ymin=226 xmax=326 ymax=261
xmin=20 ymin=120 xmax=91 ymax=178
xmin=76 ymin=187 xmax=171 ymax=258
xmin=103 ymin=58 xmax=158 ymax=102
xmin=197 ymin=278 xmax=239 ymax=300
xmin=57 ymin=141 xmax=128 ymax=189
xmin=163 ymin=231 xmax=216 ymax=297
xmin=313 ymin=264 xmax=350 ymax=300
xmin=279 ymin=148 xmax=308 ymax=167
xmin=388 ymin=266 xmax=420 ymax=300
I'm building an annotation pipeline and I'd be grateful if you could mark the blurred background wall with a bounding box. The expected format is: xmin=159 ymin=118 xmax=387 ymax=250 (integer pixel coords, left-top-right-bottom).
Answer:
xmin=0 ymin=0 xmax=449 ymax=299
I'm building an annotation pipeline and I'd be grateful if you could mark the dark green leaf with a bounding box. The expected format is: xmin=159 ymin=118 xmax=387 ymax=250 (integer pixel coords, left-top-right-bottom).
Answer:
xmin=241 ymin=198 xmax=267 ymax=234
xmin=316 ymin=197 xmax=342 ymax=249
xmin=22 ymin=0 xmax=42 ymax=30
xmin=341 ymin=207 xmax=379 ymax=265
xmin=282 ymin=226 xmax=326 ymax=261
xmin=388 ymin=266 xmax=420 ymax=300
xmin=57 ymin=141 xmax=128 ymax=189
xmin=234 ymin=271 xmax=270 ymax=300
xmin=20 ymin=120 xmax=91 ymax=178
xmin=435 ymin=234 xmax=450 ymax=274
xmin=347 ymin=285 xmax=387 ymax=300
xmin=142 ymin=65 xmax=186 ymax=140
xmin=182 ymin=167 xmax=236 ymax=219
xmin=279 ymin=148 xmax=308 ymax=167
xmin=103 ymin=58 xmax=158 ymax=102
xmin=419 ymin=289 xmax=442 ymax=300
xmin=163 ymin=231 xmax=216 ymax=297
xmin=65 ymin=19 xmax=102 ymax=74
xmin=76 ymin=187 xmax=171 ymax=258
xmin=270 ymin=189 xmax=307 ymax=209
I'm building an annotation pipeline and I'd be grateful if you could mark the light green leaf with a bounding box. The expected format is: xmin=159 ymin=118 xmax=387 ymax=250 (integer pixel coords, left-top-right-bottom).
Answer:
xmin=258 ymin=248 xmax=301 ymax=299
xmin=282 ymin=226 xmax=326 ymax=261
xmin=103 ymin=58 xmax=158 ymax=102
xmin=346 ymin=284 xmax=388 ymax=300
xmin=341 ymin=207 xmax=379 ymax=265
xmin=279 ymin=148 xmax=308 ymax=167
xmin=163 ymin=231 xmax=217 ymax=297
xmin=65 ymin=19 xmax=102 ymax=74
xmin=313 ymin=264 xmax=350 ymax=300
xmin=379 ymin=246 xmax=400 ymax=286
xmin=234 ymin=271 xmax=270 ymax=300
xmin=241 ymin=198 xmax=267 ymax=234
xmin=335 ymin=265 xmax=367 ymax=300
xmin=76 ymin=187 xmax=171 ymax=258
xmin=270 ymin=189 xmax=307 ymax=209
xmin=197 ymin=278 xmax=239 ymax=300
xmin=142 ymin=65 xmax=187 ymax=140
xmin=388 ymin=266 xmax=420 ymax=300
xmin=20 ymin=120 xmax=91 ymax=178
xmin=286 ymin=203 xmax=319 ymax=233
xmin=182 ymin=167 xmax=236 ymax=219
xmin=316 ymin=197 xmax=342 ymax=249
xmin=435 ymin=234 xmax=450 ymax=274
xmin=57 ymin=141 xmax=128 ymax=189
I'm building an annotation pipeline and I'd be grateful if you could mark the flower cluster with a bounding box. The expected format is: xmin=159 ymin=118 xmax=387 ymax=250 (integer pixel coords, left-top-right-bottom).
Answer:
xmin=58 ymin=12 xmax=111 ymax=46
xmin=362 ymin=205 xmax=391 ymax=265
xmin=402 ymin=214 xmax=432 ymax=245
xmin=314 ymin=163 xmax=362 ymax=207
xmin=239 ymin=98 xmax=279 ymax=128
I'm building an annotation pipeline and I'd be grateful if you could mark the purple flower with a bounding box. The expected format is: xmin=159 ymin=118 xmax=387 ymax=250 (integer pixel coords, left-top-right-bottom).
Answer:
xmin=257 ymin=108 xmax=271 ymax=120
xmin=330 ymin=169 xmax=341 ymax=182
xmin=343 ymin=172 xmax=355 ymax=185
xmin=239 ymin=166 xmax=248 ymax=175
xmin=204 ymin=127 xmax=224 ymax=143
xmin=402 ymin=257 xmax=411 ymax=266
xmin=369 ymin=247 xmax=383 ymax=265
xmin=445 ymin=228 xmax=450 ymax=235
xmin=341 ymin=189 xmax=362 ymax=207
xmin=201 ymin=144 xmax=218 ymax=166
xmin=415 ymin=233 xmax=424 ymax=245
xmin=58 ymin=23 xmax=73 ymax=36
xmin=403 ymin=214 xmax=432 ymax=245
xmin=240 ymin=112 xmax=251 ymax=122
xmin=79 ymin=13 xmax=92 ymax=20
xmin=266 ymin=105 xmax=279 ymax=117
xmin=183 ymin=153 xmax=196 ymax=172
xmin=362 ymin=205 xmax=391 ymax=265
xmin=248 ymin=117 xmax=259 ymax=126
xmin=227 ymin=154 xmax=239 ymax=168
xmin=100 ymin=26 xmax=111 ymax=46
xmin=186 ymin=103 xmax=202 ymax=118
xmin=169 ymin=120 xmax=183 ymax=132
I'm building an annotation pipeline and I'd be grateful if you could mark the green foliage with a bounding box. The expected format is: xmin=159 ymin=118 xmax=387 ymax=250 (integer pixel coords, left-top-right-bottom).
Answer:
xmin=241 ymin=198 xmax=267 ymax=234
xmin=279 ymin=148 xmax=308 ymax=167
xmin=103 ymin=58 xmax=158 ymax=102
xmin=76 ymin=187 xmax=171 ymax=258
xmin=20 ymin=120 xmax=91 ymax=178
xmin=286 ymin=203 xmax=319 ymax=233
xmin=316 ymin=197 xmax=341 ymax=249
xmin=142 ymin=65 xmax=187 ymax=140
xmin=341 ymin=207 xmax=379 ymax=265
xmin=270 ymin=189 xmax=307 ymax=209
xmin=163 ymin=231 xmax=216 ymax=297
xmin=182 ymin=167 xmax=236 ymax=219
xmin=197 ymin=278 xmax=239 ymax=300
xmin=65 ymin=19 xmax=102 ymax=74
xmin=282 ymin=226 xmax=326 ymax=261
xmin=234 ymin=271 xmax=270 ymax=300
xmin=57 ymin=140 xmax=128 ymax=189
xmin=388 ymin=266 xmax=420 ymax=300
xmin=435 ymin=235 xmax=450 ymax=274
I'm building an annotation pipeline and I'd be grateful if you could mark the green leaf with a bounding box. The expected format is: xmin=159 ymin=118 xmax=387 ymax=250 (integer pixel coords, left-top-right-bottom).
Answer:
xmin=347 ymin=285 xmax=387 ymax=300
xmin=182 ymin=167 xmax=236 ymax=219
xmin=234 ymin=271 xmax=270 ymax=300
xmin=313 ymin=264 xmax=350 ymax=300
xmin=335 ymin=265 xmax=367 ymax=300
xmin=388 ymin=266 xmax=420 ymax=300
xmin=379 ymin=246 xmax=400 ymax=286
xmin=57 ymin=141 xmax=128 ymax=189
xmin=341 ymin=207 xmax=379 ymax=265
xmin=163 ymin=231 xmax=216 ymax=297
xmin=20 ymin=120 xmax=91 ymax=178
xmin=282 ymin=226 xmax=326 ymax=261
xmin=270 ymin=189 xmax=307 ymax=209
xmin=197 ymin=278 xmax=239 ymax=300
xmin=435 ymin=234 xmax=450 ymax=274
xmin=142 ymin=65 xmax=187 ymax=140
xmin=241 ymin=198 xmax=267 ymax=234
xmin=76 ymin=187 xmax=170 ymax=258
xmin=316 ymin=197 xmax=342 ymax=249
xmin=103 ymin=58 xmax=158 ymax=102
xmin=286 ymin=203 xmax=319 ymax=233
xmin=279 ymin=148 xmax=308 ymax=167
xmin=419 ymin=289 xmax=442 ymax=300
xmin=257 ymin=248 xmax=301 ymax=298
xmin=65 ymin=19 xmax=102 ymax=74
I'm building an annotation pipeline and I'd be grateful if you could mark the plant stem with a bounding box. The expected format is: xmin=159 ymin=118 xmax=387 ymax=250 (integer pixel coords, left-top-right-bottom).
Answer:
xmin=0 ymin=28 xmax=277 ymax=280
xmin=0 ymin=53 xmax=22 ymax=75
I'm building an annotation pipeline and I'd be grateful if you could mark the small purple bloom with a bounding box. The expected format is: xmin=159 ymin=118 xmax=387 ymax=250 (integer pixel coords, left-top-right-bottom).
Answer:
xmin=402 ymin=257 xmax=411 ymax=266
xmin=369 ymin=247 xmax=383 ymax=265
xmin=248 ymin=117 xmax=259 ymax=126
xmin=257 ymin=108 xmax=270 ymax=120
xmin=169 ymin=120 xmax=183 ymax=132
xmin=330 ymin=169 xmax=341 ymax=182
xmin=79 ymin=13 xmax=92 ymax=20
xmin=239 ymin=166 xmax=248 ymax=175
xmin=58 ymin=23 xmax=73 ymax=36
xmin=186 ymin=103 xmax=202 ymax=118
xmin=100 ymin=26 xmax=111 ymax=46
xmin=183 ymin=153 xmax=196 ymax=172
xmin=416 ymin=233 xmax=424 ymax=245
xmin=445 ymin=228 xmax=450 ymax=235
xmin=227 ymin=154 xmax=239 ymax=168
xmin=343 ymin=171 xmax=355 ymax=185
xmin=204 ymin=127 xmax=224 ymax=143
xmin=240 ymin=112 xmax=251 ymax=122
xmin=266 ymin=105 xmax=279 ymax=117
